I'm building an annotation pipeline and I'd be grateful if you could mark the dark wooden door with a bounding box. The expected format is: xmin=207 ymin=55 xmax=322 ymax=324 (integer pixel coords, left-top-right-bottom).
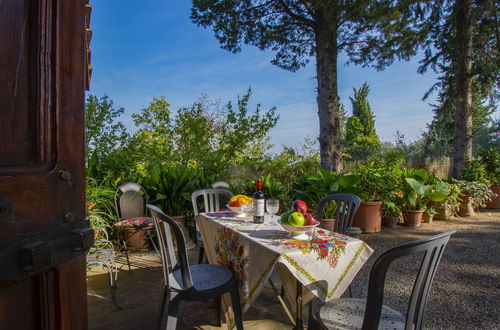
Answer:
xmin=0 ymin=0 xmax=90 ymax=329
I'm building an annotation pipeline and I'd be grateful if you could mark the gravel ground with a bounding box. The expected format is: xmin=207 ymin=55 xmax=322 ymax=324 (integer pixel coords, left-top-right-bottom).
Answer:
xmin=350 ymin=209 xmax=500 ymax=330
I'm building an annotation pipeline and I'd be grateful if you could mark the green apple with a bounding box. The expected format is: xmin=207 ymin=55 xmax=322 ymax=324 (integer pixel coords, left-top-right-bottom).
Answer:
xmin=280 ymin=210 xmax=293 ymax=224
xmin=288 ymin=212 xmax=305 ymax=226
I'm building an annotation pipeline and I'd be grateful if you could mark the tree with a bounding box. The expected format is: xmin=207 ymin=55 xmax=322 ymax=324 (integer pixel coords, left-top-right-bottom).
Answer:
xmin=191 ymin=1 xmax=419 ymax=172
xmin=84 ymin=94 xmax=128 ymax=178
xmin=131 ymin=96 xmax=175 ymax=169
xmin=172 ymin=89 xmax=279 ymax=176
xmin=344 ymin=82 xmax=381 ymax=162
xmin=423 ymin=80 xmax=497 ymax=157
xmin=417 ymin=0 xmax=499 ymax=177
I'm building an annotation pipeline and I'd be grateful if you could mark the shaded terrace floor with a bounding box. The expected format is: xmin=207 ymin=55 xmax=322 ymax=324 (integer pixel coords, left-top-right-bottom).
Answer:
xmin=88 ymin=209 xmax=500 ymax=329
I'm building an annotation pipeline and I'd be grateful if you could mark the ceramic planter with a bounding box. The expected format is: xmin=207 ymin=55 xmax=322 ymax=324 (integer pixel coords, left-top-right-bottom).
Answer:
xmin=458 ymin=192 xmax=475 ymax=217
xmin=171 ymin=215 xmax=196 ymax=250
xmin=124 ymin=228 xmax=148 ymax=249
xmin=352 ymin=201 xmax=382 ymax=233
xmin=402 ymin=210 xmax=424 ymax=227
xmin=382 ymin=217 xmax=399 ymax=228
xmin=319 ymin=218 xmax=335 ymax=232
xmin=422 ymin=212 xmax=434 ymax=224
xmin=485 ymin=186 xmax=500 ymax=209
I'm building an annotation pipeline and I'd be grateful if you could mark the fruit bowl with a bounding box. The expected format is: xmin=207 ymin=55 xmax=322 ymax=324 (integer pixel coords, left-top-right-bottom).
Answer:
xmin=278 ymin=220 xmax=319 ymax=240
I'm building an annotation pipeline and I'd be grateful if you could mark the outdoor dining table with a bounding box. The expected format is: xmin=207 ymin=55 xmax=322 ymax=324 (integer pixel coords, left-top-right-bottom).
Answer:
xmin=196 ymin=211 xmax=374 ymax=329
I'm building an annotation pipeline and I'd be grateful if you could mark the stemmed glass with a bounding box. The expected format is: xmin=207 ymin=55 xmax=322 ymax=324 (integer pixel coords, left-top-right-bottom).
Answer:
xmin=266 ymin=199 xmax=280 ymax=220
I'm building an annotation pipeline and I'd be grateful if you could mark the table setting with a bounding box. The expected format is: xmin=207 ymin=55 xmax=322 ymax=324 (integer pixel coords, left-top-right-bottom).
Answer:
xmin=196 ymin=196 xmax=374 ymax=319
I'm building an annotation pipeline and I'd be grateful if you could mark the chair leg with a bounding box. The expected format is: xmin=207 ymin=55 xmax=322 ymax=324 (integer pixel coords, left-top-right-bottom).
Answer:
xmin=110 ymin=285 xmax=122 ymax=310
xmin=123 ymin=241 xmax=132 ymax=272
xmin=166 ymin=294 xmax=181 ymax=330
xmin=229 ymin=281 xmax=244 ymax=330
xmin=155 ymin=285 xmax=169 ymax=330
xmin=105 ymin=260 xmax=122 ymax=310
xmin=214 ymin=297 xmax=222 ymax=327
xmin=348 ymin=284 xmax=353 ymax=298
xmin=198 ymin=247 xmax=205 ymax=264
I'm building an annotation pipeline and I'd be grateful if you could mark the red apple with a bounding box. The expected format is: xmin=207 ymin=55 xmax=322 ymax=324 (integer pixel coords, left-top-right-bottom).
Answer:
xmin=303 ymin=213 xmax=317 ymax=226
xmin=292 ymin=200 xmax=308 ymax=214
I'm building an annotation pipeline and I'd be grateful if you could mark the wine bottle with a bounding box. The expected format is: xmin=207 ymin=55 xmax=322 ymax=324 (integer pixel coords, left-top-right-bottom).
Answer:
xmin=253 ymin=179 xmax=265 ymax=223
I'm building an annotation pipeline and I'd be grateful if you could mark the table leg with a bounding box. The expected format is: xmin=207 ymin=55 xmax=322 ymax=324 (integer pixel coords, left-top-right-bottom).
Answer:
xmin=294 ymin=279 xmax=304 ymax=330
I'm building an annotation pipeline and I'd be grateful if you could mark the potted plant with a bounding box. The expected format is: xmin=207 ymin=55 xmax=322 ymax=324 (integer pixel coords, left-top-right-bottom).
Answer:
xmin=349 ymin=164 xmax=400 ymax=233
xmin=381 ymin=200 xmax=400 ymax=227
xmin=453 ymin=179 xmax=495 ymax=216
xmin=422 ymin=178 xmax=450 ymax=223
xmin=422 ymin=206 xmax=435 ymax=223
xmin=292 ymin=169 xmax=356 ymax=231
xmin=433 ymin=182 xmax=461 ymax=220
xmin=144 ymin=165 xmax=200 ymax=245
xmin=399 ymin=177 xmax=427 ymax=227
xmin=478 ymin=147 xmax=500 ymax=208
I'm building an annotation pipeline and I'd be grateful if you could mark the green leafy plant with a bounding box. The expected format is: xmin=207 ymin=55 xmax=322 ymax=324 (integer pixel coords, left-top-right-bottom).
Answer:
xmin=382 ymin=200 xmax=401 ymax=218
xmin=144 ymin=165 xmax=201 ymax=216
xmin=242 ymin=174 xmax=288 ymax=206
xmin=478 ymin=147 xmax=500 ymax=185
xmin=292 ymin=169 xmax=359 ymax=218
xmin=453 ymin=179 xmax=495 ymax=209
xmin=348 ymin=163 xmax=400 ymax=201
xmin=399 ymin=177 xmax=427 ymax=211
xmin=461 ymin=160 xmax=490 ymax=184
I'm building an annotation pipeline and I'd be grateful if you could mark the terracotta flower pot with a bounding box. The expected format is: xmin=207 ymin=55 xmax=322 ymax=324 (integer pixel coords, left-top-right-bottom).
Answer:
xmin=171 ymin=215 xmax=196 ymax=250
xmin=485 ymin=186 xmax=500 ymax=209
xmin=458 ymin=193 xmax=475 ymax=217
xmin=382 ymin=217 xmax=399 ymax=228
xmin=124 ymin=228 xmax=148 ymax=249
xmin=319 ymin=219 xmax=335 ymax=232
xmin=402 ymin=210 xmax=424 ymax=227
xmin=352 ymin=201 xmax=382 ymax=233
xmin=422 ymin=212 xmax=434 ymax=224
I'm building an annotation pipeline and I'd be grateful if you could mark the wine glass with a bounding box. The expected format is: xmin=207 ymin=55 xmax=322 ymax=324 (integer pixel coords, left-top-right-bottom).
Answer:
xmin=266 ymin=199 xmax=280 ymax=217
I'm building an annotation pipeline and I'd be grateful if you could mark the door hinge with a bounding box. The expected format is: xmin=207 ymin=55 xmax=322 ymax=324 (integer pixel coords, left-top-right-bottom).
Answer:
xmin=0 ymin=219 xmax=94 ymax=282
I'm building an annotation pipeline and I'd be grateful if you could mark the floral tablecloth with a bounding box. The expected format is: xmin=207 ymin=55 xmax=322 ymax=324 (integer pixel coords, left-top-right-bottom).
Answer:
xmin=196 ymin=211 xmax=373 ymax=311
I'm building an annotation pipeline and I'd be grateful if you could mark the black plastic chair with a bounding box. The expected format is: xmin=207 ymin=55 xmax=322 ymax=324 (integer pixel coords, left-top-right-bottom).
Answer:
xmin=309 ymin=230 xmax=455 ymax=330
xmin=114 ymin=182 xmax=158 ymax=271
xmin=191 ymin=188 xmax=233 ymax=264
xmin=316 ymin=193 xmax=361 ymax=234
xmin=147 ymin=204 xmax=244 ymax=330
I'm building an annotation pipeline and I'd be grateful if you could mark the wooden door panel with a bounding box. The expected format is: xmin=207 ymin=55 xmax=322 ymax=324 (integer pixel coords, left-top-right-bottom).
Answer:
xmin=0 ymin=0 xmax=89 ymax=329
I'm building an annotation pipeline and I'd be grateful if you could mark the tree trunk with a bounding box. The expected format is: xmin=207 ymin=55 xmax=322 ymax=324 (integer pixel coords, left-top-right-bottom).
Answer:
xmin=453 ymin=0 xmax=473 ymax=178
xmin=315 ymin=23 xmax=343 ymax=172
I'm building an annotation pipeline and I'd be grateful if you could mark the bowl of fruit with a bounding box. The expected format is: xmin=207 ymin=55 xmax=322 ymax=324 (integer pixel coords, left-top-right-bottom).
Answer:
xmin=227 ymin=195 xmax=253 ymax=216
xmin=278 ymin=200 xmax=319 ymax=240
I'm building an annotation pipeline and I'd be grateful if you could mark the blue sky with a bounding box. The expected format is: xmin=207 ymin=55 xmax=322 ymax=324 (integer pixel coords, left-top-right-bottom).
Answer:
xmin=89 ymin=0 xmax=454 ymax=152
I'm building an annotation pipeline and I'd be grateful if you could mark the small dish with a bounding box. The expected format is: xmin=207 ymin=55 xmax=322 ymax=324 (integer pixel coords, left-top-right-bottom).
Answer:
xmin=278 ymin=219 xmax=319 ymax=240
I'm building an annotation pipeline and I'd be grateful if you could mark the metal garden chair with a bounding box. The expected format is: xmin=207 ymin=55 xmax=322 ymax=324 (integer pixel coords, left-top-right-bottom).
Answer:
xmin=316 ymin=193 xmax=362 ymax=235
xmin=191 ymin=188 xmax=233 ymax=264
xmin=309 ymin=230 xmax=455 ymax=330
xmin=114 ymin=182 xmax=158 ymax=271
xmin=86 ymin=227 xmax=121 ymax=309
xmin=147 ymin=204 xmax=244 ymax=330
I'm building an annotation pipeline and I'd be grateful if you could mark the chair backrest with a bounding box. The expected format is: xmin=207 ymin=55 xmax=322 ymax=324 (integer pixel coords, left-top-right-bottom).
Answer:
xmin=114 ymin=182 xmax=148 ymax=220
xmin=191 ymin=188 xmax=233 ymax=216
xmin=211 ymin=180 xmax=230 ymax=189
xmin=316 ymin=194 xmax=361 ymax=234
xmin=363 ymin=230 xmax=456 ymax=330
xmin=147 ymin=204 xmax=193 ymax=291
